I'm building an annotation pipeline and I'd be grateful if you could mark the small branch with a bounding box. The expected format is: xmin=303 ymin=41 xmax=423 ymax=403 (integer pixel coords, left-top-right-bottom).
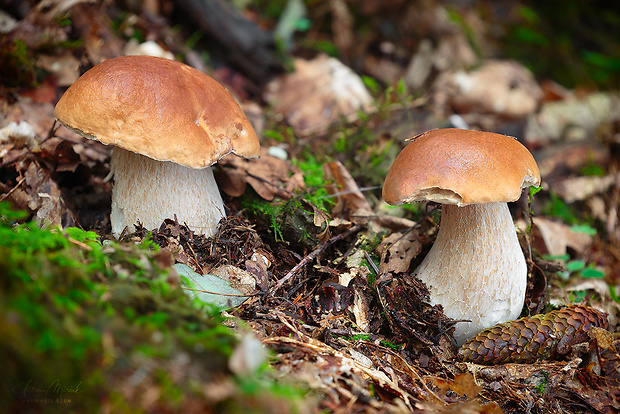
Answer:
xmin=0 ymin=176 xmax=27 ymax=202
xmin=272 ymin=224 xmax=363 ymax=293
xmin=68 ymin=237 xmax=93 ymax=251
xmin=363 ymin=250 xmax=379 ymax=275
xmin=182 ymin=287 xmax=261 ymax=297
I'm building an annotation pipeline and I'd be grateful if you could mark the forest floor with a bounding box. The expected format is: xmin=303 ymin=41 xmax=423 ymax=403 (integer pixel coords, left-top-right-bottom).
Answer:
xmin=1 ymin=1 xmax=620 ymax=413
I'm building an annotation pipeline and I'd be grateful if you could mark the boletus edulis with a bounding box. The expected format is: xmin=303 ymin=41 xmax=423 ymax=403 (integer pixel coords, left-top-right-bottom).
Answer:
xmin=383 ymin=128 xmax=541 ymax=345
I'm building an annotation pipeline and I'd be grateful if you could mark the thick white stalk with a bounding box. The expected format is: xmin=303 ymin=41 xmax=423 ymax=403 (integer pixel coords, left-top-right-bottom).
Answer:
xmin=413 ymin=203 xmax=526 ymax=345
xmin=110 ymin=147 xmax=225 ymax=237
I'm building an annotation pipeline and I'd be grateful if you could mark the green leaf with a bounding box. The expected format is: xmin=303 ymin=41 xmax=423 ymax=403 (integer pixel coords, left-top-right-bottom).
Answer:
xmin=565 ymin=260 xmax=586 ymax=272
xmin=570 ymin=224 xmax=597 ymax=236
xmin=542 ymin=254 xmax=570 ymax=262
xmin=569 ymin=290 xmax=588 ymax=302
xmin=361 ymin=75 xmax=380 ymax=95
xmin=175 ymin=264 xmax=248 ymax=309
xmin=529 ymin=186 xmax=543 ymax=196
xmin=518 ymin=5 xmax=540 ymax=25
xmin=580 ymin=267 xmax=605 ymax=279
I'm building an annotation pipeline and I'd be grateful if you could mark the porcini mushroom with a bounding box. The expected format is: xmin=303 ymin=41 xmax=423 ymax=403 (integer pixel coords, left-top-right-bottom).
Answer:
xmin=382 ymin=128 xmax=541 ymax=345
xmin=54 ymin=55 xmax=260 ymax=237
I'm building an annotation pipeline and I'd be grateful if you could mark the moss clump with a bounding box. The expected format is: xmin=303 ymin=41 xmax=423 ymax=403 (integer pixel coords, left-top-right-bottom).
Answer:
xmin=0 ymin=202 xmax=302 ymax=413
xmin=243 ymin=194 xmax=329 ymax=251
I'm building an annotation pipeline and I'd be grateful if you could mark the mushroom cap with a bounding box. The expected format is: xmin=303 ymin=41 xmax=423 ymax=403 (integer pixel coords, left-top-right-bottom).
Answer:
xmin=54 ymin=55 xmax=260 ymax=168
xmin=383 ymin=128 xmax=541 ymax=206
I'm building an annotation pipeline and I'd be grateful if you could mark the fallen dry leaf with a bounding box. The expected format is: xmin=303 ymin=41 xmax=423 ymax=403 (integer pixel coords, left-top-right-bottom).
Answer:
xmin=323 ymin=160 xmax=373 ymax=218
xmin=211 ymin=264 xmax=257 ymax=294
xmin=68 ymin=2 xmax=125 ymax=64
xmin=405 ymin=32 xmax=478 ymax=92
xmin=217 ymin=147 xmax=302 ymax=200
xmin=533 ymin=217 xmax=594 ymax=256
xmin=264 ymin=54 xmax=374 ymax=136
xmin=37 ymin=52 xmax=81 ymax=87
xmin=525 ymin=91 xmax=620 ymax=145
xmin=432 ymin=59 xmax=542 ymax=120
xmin=554 ymin=172 xmax=620 ymax=203
xmin=377 ymin=228 xmax=423 ymax=275
xmin=428 ymin=373 xmax=482 ymax=402
xmin=23 ymin=159 xmax=74 ymax=227
xmin=244 ymin=258 xmax=269 ymax=291
xmin=264 ymin=311 xmax=417 ymax=410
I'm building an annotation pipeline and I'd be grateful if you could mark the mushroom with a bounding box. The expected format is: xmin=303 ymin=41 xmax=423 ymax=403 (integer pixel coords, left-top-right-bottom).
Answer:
xmin=54 ymin=55 xmax=260 ymax=237
xmin=382 ymin=128 xmax=541 ymax=345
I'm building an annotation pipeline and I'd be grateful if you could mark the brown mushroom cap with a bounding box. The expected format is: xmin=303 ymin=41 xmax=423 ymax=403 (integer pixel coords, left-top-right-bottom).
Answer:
xmin=383 ymin=128 xmax=541 ymax=206
xmin=54 ymin=55 xmax=260 ymax=169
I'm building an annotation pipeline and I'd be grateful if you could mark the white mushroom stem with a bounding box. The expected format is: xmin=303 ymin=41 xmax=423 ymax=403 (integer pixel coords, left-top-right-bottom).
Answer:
xmin=413 ymin=202 xmax=527 ymax=346
xmin=110 ymin=147 xmax=225 ymax=238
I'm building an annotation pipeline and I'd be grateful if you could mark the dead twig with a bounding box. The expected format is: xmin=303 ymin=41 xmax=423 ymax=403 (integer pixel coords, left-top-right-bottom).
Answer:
xmin=181 ymin=287 xmax=262 ymax=297
xmin=0 ymin=176 xmax=27 ymax=203
xmin=272 ymin=224 xmax=363 ymax=293
xmin=363 ymin=250 xmax=379 ymax=275
xmin=68 ymin=237 xmax=93 ymax=251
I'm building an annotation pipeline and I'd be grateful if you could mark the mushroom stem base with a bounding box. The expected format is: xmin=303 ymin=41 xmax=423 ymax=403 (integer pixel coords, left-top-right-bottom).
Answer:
xmin=110 ymin=147 xmax=225 ymax=237
xmin=413 ymin=202 xmax=527 ymax=346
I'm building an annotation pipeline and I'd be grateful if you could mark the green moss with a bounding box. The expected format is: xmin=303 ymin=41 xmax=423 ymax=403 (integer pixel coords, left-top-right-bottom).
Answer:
xmin=0 ymin=39 xmax=39 ymax=87
xmin=291 ymin=155 xmax=335 ymax=213
xmin=243 ymin=193 xmax=329 ymax=251
xmin=534 ymin=371 xmax=550 ymax=396
xmin=0 ymin=202 xmax=305 ymax=412
xmin=541 ymin=192 xmax=591 ymax=226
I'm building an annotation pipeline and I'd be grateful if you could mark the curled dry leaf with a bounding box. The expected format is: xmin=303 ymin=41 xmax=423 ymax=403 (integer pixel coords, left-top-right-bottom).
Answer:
xmin=8 ymin=159 xmax=74 ymax=227
xmin=244 ymin=259 xmax=269 ymax=291
xmin=217 ymin=147 xmax=303 ymax=200
xmin=323 ymin=160 xmax=372 ymax=218
xmin=345 ymin=268 xmax=373 ymax=333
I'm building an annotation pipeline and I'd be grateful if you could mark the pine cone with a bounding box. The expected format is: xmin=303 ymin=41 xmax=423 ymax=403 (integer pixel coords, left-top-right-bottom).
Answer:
xmin=457 ymin=305 xmax=609 ymax=365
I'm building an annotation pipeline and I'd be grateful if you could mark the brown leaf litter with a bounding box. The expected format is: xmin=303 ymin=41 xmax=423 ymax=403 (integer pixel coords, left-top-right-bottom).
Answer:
xmin=2 ymin=2 xmax=620 ymax=411
xmin=4 ymin=125 xmax=619 ymax=412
